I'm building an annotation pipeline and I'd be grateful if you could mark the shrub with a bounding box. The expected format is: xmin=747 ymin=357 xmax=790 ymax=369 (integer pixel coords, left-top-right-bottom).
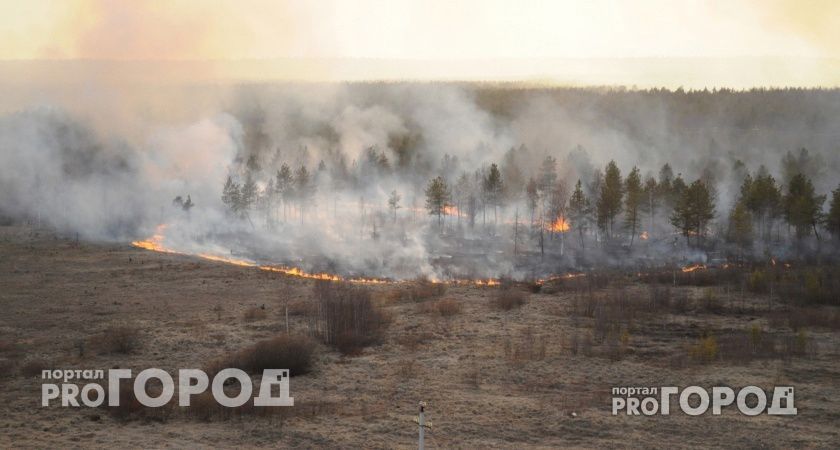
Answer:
xmin=19 ymin=358 xmax=48 ymax=377
xmin=243 ymin=306 xmax=267 ymax=322
xmin=311 ymin=281 xmax=389 ymax=355
xmin=493 ymin=288 xmax=527 ymax=311
xmin=748 ymin=270 xmax=768 ymax=294
xmin=690 ymin=336 xmax=718 ymax=363
xmin=702 ymin=288 xmax=724 ymax=313
xmin=503 ymin=328 xmax=546 ymax=363
xmin=96 ymin=326 xmax=141 ymax=354
xmin=431 ymin=298 xmax=462 ymax=317
xmin=209 ymin=334 xmax=316 ymax=377
xmin=401 ymin=278 xmax=447 ymax=302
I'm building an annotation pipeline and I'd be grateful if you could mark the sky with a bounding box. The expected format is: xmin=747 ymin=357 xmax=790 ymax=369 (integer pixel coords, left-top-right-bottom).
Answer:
xmin=0 ymin=0 xmax=838 ymax=85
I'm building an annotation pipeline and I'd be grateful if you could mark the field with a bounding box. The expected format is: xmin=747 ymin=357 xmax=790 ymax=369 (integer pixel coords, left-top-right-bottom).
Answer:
xmin=1 ymin=224 xmax=839 ymax=448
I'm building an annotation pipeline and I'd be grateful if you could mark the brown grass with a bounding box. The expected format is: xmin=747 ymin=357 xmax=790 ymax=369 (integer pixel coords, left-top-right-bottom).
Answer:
xmin=492 ymin=288 xmax=527 ymax=311
xmin=208 ymin=334 xmax=317 ymax=378
xmin=95 ymin=325 xmax=142 ymax=354
xmin=243 ymin=305 xmax=268 ymax=322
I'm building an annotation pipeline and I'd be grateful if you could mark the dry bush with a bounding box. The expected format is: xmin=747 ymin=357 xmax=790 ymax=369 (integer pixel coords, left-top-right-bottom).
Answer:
xmin=95 ymin=325 xmax=142 ymax=354
xmin=701 ymin=288 xmax=724 ymax=313
xmin=243 ymin=305 xmax=267 ymax=322
xmin=782 ymin=307 xmax=840 ymax=330
xmin=208 ymin=334 xmax=316 ymax=378
xmin=106 ymin=379 xmax=173 ymax=422
xmin=503 ymin=328 xmax=547 ymax=363
xmin=492 ymin=288 xmax=528 ymax=311
xmin=462 ymin=366 xmax=481 ymax=389
xmin=394 ymin=359 xmax=419 ymax=380
xmin=648 ymin=285 xmax=672 ymax=311
xmin=396 ymin=331 xmax=434 ymax=352
xmin=284 ymin=298 xmax=315 ymax=316
xmin=401 ymin=277 xmax=447 ymax=302
xmin=569 ymin=330 xmax=593 ymax=357
xmin=311 ymin=281 xmax=389 ymax=355
xmin=689 ymin=335 xmax=718 ymax=363
xmin=431 ymin=298 xmax=462 ymax=317
xmin=19 ymin=358 xmax=49 ymax=377
xmin=0 ymin=358 xmax=14 ymax=377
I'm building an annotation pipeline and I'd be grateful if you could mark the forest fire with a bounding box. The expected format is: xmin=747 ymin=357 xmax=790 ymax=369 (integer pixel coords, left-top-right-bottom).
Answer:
xmin=444 ymin=205 xmax=460 ymax=216
xmin=681 ymin=263 xmax=707 ymax=273
xmin=547 ymin=217 xmax=571 ymax=232
xmin=640 ymin=231 xmax=649 ymax=240
xmin=130 ymin=224 xmax=174 ymax=253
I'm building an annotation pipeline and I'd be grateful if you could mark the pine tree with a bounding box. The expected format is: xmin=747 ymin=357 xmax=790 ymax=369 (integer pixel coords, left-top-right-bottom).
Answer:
xmin=670 ymin=180 xmax=715 ymax=247
xmin=425 ymin=176 xmax=451 ymax=228
xmin=275 ymin=164 xmax=293 ymax=221
xmin=568 ymin=179 xmax=592 ymax=250
xmin=525 ymin=177 xmax=539 ymax=230
xmin=387 ymin=189 xmax=401 ymax=223
xmin=596 ymin=160 xmax=623 ymax=240
xmin=642 ymin=175 xmax=658 ymax=237
xmin=727 ymin=200 xmax=753 ymax=258
xmin=827 ymin=185 xmax=840 ymax=240
xmin=624 ymin=166 xmax=643 ymax=248
xmin=294 ymin=165 xmax=313 ymax=222
xmin=239 ymin=171 xmax=257 ymax=219
xmin=221 ymin=175 xmax=240 ymax=215
xmin=783 ymin=173 xmax=825 ymax=240
xmin=484 ymin=163 xmax=503 ymax=226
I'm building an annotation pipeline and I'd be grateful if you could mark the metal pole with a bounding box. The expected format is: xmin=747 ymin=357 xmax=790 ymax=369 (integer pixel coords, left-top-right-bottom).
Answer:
xmin=418 ymin=401 xmax=425 ymax=450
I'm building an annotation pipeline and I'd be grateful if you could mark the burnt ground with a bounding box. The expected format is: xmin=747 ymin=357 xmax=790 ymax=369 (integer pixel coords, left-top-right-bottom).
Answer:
xmin=1 ymin=224 xmax=839 ymax=448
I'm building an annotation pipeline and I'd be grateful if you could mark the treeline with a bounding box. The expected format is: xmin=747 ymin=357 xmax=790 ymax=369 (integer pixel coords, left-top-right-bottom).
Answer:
xmin=420 ymin=147 xmax=840 ymax=257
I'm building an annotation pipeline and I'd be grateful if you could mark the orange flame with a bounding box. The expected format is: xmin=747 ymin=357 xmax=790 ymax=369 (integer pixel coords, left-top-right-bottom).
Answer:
xmin=640 ymin=231 xmax=649 ymax=240
xmin=443 ymin=205 xmax=459 ymax=216
xmin=681 ymin=263 xmax=706 ymax=273
xmin=130 ymin=224 xmax=173 ymax=253
xmin=547 ymin=217 xmax=570 ymax=232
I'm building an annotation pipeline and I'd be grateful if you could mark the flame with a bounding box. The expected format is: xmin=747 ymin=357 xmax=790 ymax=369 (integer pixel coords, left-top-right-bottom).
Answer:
xmin=770 ymin=258 xmax=777 ymax=266
xmin=443 ymin=205 xmax=460 ymax=216
xmin=640 ymin=231 xmax=649 ymax=240
xmin=681 ymin=263 xmax=706 ymax=273
xmin=546 ymin=217 xmax=570 ymax=232
xmin=130 ymin=224 xmax=570 ymax=287
xmin=130 ymin=224 xmax=173 ymax=253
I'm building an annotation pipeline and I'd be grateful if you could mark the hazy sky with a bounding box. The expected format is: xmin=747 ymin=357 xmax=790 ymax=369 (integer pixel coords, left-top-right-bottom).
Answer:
xmin=0 ymin=0 xmax=838 ymax=85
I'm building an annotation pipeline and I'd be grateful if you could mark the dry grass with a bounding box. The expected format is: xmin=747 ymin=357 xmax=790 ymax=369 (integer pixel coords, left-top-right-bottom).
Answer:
xmin=311 ymin=281 xmax=389 ymax=355
xmin=243 ymin=305 xmax=268 ymax=322
xmin=492 ymin=288 xmax=528 ymax=311
xmin=94 ymin=325 xmax=142 ymax=354
xmin=208 ymin=334 xmax=317 ymax=377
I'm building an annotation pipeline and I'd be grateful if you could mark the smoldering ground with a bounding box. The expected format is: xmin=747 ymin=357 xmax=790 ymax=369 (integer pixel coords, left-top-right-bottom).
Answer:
xmin=1 ymin=83 xmax=839 ymax=279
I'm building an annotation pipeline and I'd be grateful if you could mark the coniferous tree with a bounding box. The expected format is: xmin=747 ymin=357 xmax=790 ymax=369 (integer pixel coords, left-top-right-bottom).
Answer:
xmin=484 ymin=163 xmax=504 ymax=225
xmin=596 ymin=160 xmax=623 ymax=240
xmin=568 ymin=179 xmax=592 ymax=250
xmin=624 ymin=166 xmax=643 ymax=248
xmin=275 ymin=164 xmax=293 ymax=221
xmin=525 ymin=177 xmax=539 ymax=230
xmin=727 ymin=200 xmax=753 ymax=258
xmin=387 ymin=189 xmax=401 ymax=223
xmin=783 ymin=173 xmax=825 ymax=240
xmin=827 ymin=185 xmax=840 ymax=240
xmin=670 ymin=179 xmax=715 ymax=247
xmin=425 ymin=176 xmax=451 ymax=229
xmin=642 ymin=175 xmax=658 ymax=237
xmin=221 ymin=175 xmax=240 ymax=216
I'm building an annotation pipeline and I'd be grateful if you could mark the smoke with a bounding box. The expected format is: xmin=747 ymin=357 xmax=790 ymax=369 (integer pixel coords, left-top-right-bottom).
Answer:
xmin=1 ymin=82 xmax=839 ymax=278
